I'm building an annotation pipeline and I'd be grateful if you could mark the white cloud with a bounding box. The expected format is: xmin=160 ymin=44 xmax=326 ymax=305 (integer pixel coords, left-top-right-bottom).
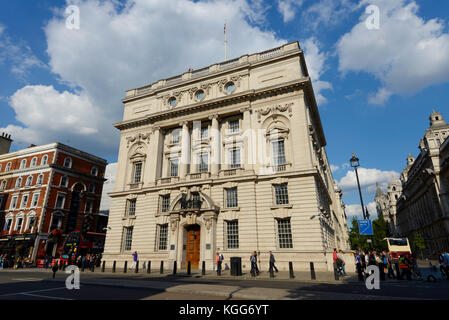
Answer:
xmin=337 ymin=167 xmax=400 ymax=193
xmin=100 ymin=162 xmax=117 ymax=211
xmin=277 ymin=0 xmax=304 ymax=23
xmin=2 ymin=0 xmax=285 ymax=157
xmin=330 ymin=164 xmax=340 ymax=172
xmin=337 ymin=0 xmax=449 ymax=105
xmin=345 ymin=201 xmax=377 ymax=219
xmin=0 ymin=24 xmax=44 ymax=79
xmin=302 ymin=0 xmax=357 ymax=29
xmin=302 ymin=37 xmax=332 ymax=104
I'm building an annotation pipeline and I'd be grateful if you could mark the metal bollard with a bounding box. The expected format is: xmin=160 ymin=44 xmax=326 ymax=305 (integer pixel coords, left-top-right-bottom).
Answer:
xmin=333 ymin=262 xmax=340 ymax=280
xmin=173 ymin=261 xmax=177 ymax=275
xmin=135 ymin=261 xmax=139 ymax=273
xmin=112 ymin=260 xmax=116 ymax=273
xmin=124 ymin=261 xmax=127 ymax=273
xmin=202 ymin=261 xmax=206 ymax=276
xmin=160 ymin=261 xmax=164 ymax=274
xmin=289 ymin=262 xmax=295 ymax=279
xmin=147 ymin=261 xmax=151 ymax=274
xmin=101 ymin=261 xmax=105 ymax=272
xmin=187 ymin=261 xmax=191 ymax=275
xmin=310 ymin=262 xmax=316 ymax=280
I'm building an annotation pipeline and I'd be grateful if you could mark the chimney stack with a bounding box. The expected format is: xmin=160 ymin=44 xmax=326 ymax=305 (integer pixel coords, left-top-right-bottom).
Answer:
xmin=0 ymin=132 xmax=13 ymax=155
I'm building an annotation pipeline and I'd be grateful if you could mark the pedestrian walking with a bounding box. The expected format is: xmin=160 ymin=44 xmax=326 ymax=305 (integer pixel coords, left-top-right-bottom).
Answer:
xmin=385 ymin=251 xmax=395 ymax=279
xmin=268 ymin=251 xmax=278 ymax=273
xmin=51 ymin=258 xmax=59 ymax=279
xmin=337 ymin=250 xmax=347 ymax=276
xmin=399 ymin=254 xmax=411 ymax=280
xmin=250 ymin=251 xmax=259 ymax=277
xmin=355 ymin=251 xmax=363 ymax=281
xmin=130 ymin=251 xmax=138 ymax=270
xmin=216 ymin=251 xmax=223 ymax=276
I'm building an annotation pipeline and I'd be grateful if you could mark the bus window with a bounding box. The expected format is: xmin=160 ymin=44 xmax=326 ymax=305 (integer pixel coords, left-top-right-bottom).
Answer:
xmin=388 ymin=238 xmax=408 ymax=246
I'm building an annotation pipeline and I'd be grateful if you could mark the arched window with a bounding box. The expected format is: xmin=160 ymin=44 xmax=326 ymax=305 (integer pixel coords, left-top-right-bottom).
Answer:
xmin=49 ymin=212 xmax=64 ymax=231
xmin=64 ymin=157 xmax=72 ymax=168
xmin=5 ymin=162 xmax=12 ymax=171
xmin=15 ymin=177 xmax=22 ymax=189
xmin=0 ymin=180 xmax=6 ymax=191
xmin=31 ymin=157 xmax=38 ymax=167
xmin=4 ymin=214 xmax=14 ymax=232
xmin=36 ymin=174 xmax=44 ymax=185
xmin=25 ymin=212 xmax=37 ymax=232
xmin=15 ymin=213 xmax=25 ymax=232
xmin=41 ymin=155 xmax=48 ymax=166
xmin=20 ymin=159 xmax=27 ymax=169
xmin=91 ymin=167 xmax=98 ymax=176
xmin=25 ymin=176 xmax=33 ymax=186
xmin=60 ymin=176 xmax=68 ymax=188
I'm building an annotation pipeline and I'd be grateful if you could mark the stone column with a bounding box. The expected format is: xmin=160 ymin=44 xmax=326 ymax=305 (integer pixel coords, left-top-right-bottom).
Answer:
xmin=148 ymin=126 xmax=161 ymax=184
xmin=169 ymin=215 xmax=180 ymax=261
xmin=180 ymin=121 xmax=190 ymax=179
xmin=241 ymin=107 xmax=253 ymax=172
xmin=209 ymin=114 xmax=220 ymax=176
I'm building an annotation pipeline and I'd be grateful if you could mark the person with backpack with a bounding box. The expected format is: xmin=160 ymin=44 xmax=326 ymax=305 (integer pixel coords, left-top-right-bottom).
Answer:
xmin=337 ymin=250 xmax=347 ymax=276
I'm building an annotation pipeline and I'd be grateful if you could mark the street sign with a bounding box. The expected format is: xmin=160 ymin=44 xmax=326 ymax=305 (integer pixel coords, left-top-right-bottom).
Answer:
xmin=358 ymin=219 xmax=373 ymax=235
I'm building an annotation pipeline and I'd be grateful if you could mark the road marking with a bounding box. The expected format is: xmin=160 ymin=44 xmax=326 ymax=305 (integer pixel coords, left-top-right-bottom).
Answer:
xmin=19 ymin=293 xmax=73 ymax=300
xmin=11 ymin=278 xmax=43 ymax=282
xmin=0 ymin=286 xmax=68 ymax=297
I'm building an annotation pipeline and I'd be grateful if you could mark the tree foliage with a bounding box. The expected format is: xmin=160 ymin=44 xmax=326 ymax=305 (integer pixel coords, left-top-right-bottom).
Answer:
xmin=348 ymin=213 xmax=388 ymax=251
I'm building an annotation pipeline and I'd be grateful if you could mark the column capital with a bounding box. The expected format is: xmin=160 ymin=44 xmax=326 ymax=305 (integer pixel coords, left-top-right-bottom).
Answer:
xmin=179 ymin=120 xmax=189 ymax=127
xmin=208 ymin=114 xmax=219 ymax=120
xmin=239 ymin=106 xmax=251 ymax=113
xmin=151 ymin=125 xmax=161 ymax=133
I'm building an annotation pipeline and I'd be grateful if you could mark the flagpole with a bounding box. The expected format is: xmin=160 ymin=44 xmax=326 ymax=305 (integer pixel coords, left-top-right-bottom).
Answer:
xmin=224 ymin=20 xmax=227 ymax=60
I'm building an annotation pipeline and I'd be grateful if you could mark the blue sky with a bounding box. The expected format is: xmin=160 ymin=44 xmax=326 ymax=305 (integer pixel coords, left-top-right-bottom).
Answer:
xmin=1 ymin=0 xmax=449 ymax=219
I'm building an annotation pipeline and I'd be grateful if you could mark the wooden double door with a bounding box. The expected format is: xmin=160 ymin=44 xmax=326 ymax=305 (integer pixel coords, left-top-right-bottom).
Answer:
xmin=185 ymin=225 xmax=200 ymax=269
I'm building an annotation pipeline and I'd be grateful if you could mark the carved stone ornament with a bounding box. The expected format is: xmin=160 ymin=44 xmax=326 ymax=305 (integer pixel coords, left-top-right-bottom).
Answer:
xmin=256 ymin=103 xmax=293 ymax=122
xmin=126 ymin=132 xmax=151 ymax=148
xmin=169 ymin=218 xmax=179 ymax=232
xmin=204 ymin=217 xmax=213 ymax=230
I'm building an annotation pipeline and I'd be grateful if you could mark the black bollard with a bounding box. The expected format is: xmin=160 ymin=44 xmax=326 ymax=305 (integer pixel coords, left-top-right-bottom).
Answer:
xmin=160 ymin=261 xmax=164 ymax=274
xmin=202 ymin=261 xmax=206 ymax=276
xmin=310 ymin=262 xmax=316 ymax=280
xmin=101 ymin=261 xmax=105 ymax=272
xmin=187 ymin=261 xmax=191 ymax=275
xmin=173 ymin=261 xmax=177 ymax=275
xmin=147 ymin=260 xmax=151 ymax=273
xmin=112 ymin=260 xmax=116 ymax=273
xmin=135 ymin=261 xmax=139 ymax=273
xmin=333 ymin=262 xmax=340 ymax=280
xmin=289 ymin=262 xmax=295 ymax=279
xmin=124 ymin=261 xmax=127 ymax=273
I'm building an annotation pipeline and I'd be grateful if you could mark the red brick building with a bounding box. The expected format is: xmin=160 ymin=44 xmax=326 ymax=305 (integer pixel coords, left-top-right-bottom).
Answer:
xmin=0 ymin=134 xmax=107 ymax=261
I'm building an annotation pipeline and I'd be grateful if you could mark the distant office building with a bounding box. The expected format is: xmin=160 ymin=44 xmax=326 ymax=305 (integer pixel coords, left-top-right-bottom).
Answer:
xmin=0 ymin=137 xmax=107 ymax=261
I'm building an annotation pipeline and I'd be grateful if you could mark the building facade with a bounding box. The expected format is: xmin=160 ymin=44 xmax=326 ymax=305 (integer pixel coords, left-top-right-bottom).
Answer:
xmin=374 ymin=179 xmax=402 ymax=236
xmin=391 ymin=111 xmax=449 ymax=254
xmin=0 ymin=139 xmax=107 ymax=261
xmin=104 ymin=41 xmax=349 ymax=272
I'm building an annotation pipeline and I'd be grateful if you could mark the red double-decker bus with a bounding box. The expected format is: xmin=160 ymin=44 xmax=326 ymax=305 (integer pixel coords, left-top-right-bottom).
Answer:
xmin=60 ymin=231 xmax=106 ymax=265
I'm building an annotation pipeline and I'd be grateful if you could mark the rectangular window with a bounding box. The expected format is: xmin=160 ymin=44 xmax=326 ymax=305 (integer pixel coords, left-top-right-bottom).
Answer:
xmin=85 ymin=200 xmax=93 ymax=213
xmin=198 ymin=153 xmax=208 ymax=173
xmin=226 ymin=188 xmax=238 ymax=208
xmin=16 ymin=218 xmax=23 ymax=231
xmin=200 ymin=126 xmax=209 ymax=139
xmin=274 ymin=184 xmax=289 ymax=205
xmin=277 ymin=218 xmax=293 ymax=248
xmin=158 ymin=224 xmax=168 ymax=250
xmin=56 ymin=194 xmax=65 ymax=209
xmin=226 ymin=220 xmax=239 ymax=249
xmin=230 ymin=148 xmax=241 ymax=168
xmin=127 ymin=199 xmax=136 ymax=216
xmin=272 ymin=140 xmax=286 ymax=165
xmin=170 ymin=159 xmax=179 ymax=177
xmin=10 ymin=196 xmax=18 ymax=210
xmin=171 ymin=130 xmax=180 ymax=144
xmin=20 ymin=195 xmax=29 ymax=208
xmin=160 ymin=195 xmax=170 ymax=212
xmin=122 ymin=227 xmax=133 ymax=251
xmin=28 ymin=217 xmax=36 ymax=230
xmin=31 ymin=193 xmax=40 ymax=207
xmin=229 ymin=120 xmax=239 ymax=133
xmin=133 ymin=162 xmax=142 ymax=183
xmin=5 ymin=219 xmax=12 ymax=231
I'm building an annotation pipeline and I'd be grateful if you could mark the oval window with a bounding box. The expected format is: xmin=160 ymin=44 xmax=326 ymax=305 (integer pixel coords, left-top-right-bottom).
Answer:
xmin=225 ymin=82 xmax=235 ymax=93
xmin=195 ymin=90 xmax=205 ymax=100
xmin=168 ymin=97 xmax=177 ymax=107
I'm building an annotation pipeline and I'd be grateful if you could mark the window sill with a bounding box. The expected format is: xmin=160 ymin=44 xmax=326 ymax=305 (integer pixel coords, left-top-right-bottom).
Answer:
xmin=122 ymin=216 xmax=136 ymax=220
xmin=221 ymin=207 xmax=240 ymax=212
xmin=270 ymin=204 xmax=292 ymax=210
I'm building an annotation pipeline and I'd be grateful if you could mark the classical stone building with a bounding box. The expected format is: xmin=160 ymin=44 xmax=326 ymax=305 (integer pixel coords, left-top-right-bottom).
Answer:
xmin=394 ymin=111 xmax=449 ymax=253
xmin=374 ymin=179 xmax=402 ymax=236
xmin=103 ymin=41 xmax=350 ymax=272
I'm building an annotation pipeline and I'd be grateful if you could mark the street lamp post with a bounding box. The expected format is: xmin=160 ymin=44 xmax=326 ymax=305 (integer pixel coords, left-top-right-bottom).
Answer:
xmin=350 ymin=152 xmax=367 ymax=220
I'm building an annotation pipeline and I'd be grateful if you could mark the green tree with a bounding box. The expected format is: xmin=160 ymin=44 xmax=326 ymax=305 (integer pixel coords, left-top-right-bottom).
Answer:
xmin=348 ymin=217 xmax=370 ymax=250
xmin=372 ymin=213 xmax=388 ymax=251
xmin=413 ymin=232 xmax=426 ymax=259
